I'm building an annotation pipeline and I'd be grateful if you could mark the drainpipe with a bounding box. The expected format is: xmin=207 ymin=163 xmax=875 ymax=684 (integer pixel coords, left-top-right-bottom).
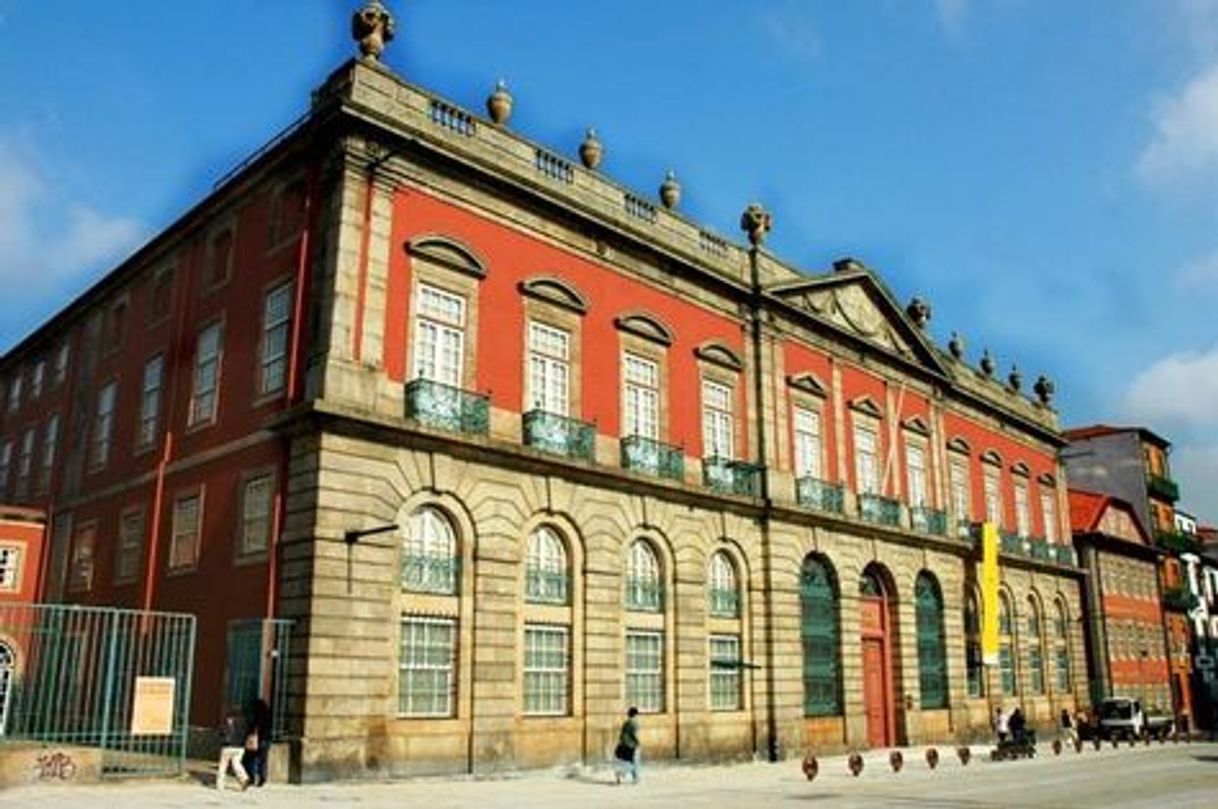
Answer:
xmin=741 ymin=203 xmax=778 ymax=761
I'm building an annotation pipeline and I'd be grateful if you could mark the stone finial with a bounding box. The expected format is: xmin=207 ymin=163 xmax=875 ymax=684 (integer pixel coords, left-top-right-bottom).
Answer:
xmin=487 ymin=79 xmax=513 ymax=125
xmin=579 ymin=128 xmax=603 ymax=170
xmin=1008 ymin=365 xmax=1023 ymax=392
xmin=352 ymin=1 xmax=396 ymax=61
xmin=906 ymin=296 xmax=931 ymax=329
xmin=740 ymin=203 xmax=772 ymax=246
xmin=979 ymin=349 xmax=995 ymax=377
xmin=1034 ymin=374 xmax=1055 ymax=405
xmin=659 ymin=170 xmax=681 ymax=209
xmin=948 ymin=331 xmax=965 ymax=360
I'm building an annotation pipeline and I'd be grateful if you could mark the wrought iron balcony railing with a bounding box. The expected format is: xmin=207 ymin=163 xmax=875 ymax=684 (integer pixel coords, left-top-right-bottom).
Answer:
xmin=858 ymin=493 xmax=901 ymax=527
xmin=620 ymin=435 xmax=684 ymax=482
xmin=1051 ymin=544 xmax=1076 ymax=566
xmin=708 ymin=587 xmax=740 ymax=618
xmin=1027 ymin=537 xmax=1052 ymax=561
xmin=402 ymin=553 xmax=460 ymax=594
xmin=404 ymin=378 xmax=489 ymax=436
xmin=910 ymin=506 xmax=948 ymax=536
xmin=1155 ymin=530 xmax=1201 ymax=556
xmin=1146 ymin=473 xmax=1180 ymax=503
xmin=625 ymin=576 xmax=664 ymax=612
xmin=522 ymin=409 xmax=596 ymax=462
xmin=796 ymin=476 xmax=845 ymax=514
xmin=525 ymin=567 xmax=569 ymax=605
xmin=703 ymin=457 xmax=762 ymax=498
xmin=1000 ymin=531 xmax=1024 ymax=555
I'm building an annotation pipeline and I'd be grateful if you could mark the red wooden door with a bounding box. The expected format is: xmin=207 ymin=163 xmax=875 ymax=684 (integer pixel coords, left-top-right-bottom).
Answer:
xmin=863 ymin=638 xmax=888 ymax=748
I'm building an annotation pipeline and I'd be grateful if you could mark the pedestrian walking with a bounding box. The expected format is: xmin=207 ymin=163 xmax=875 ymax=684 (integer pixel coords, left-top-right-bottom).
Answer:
xmin=1009 ymin=708 xmax=1027 ymax=744
xmin=995 ymin=707 xmax=1010 ymax=743
xmin=241 ymin=698 xmax=273 ymax=787
xmin=216 ymin=707 xmax=251 ymax=791
xmin=614 ymin=707 xmax=641 ymax=785
xmin=1060 ymin=708 xmax=1078 ymax=746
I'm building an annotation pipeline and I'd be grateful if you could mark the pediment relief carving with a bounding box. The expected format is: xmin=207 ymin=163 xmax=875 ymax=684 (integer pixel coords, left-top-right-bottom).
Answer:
xmin=785 ymin=283 xmax=915 ymax=358
xmin=849 ymin=395 xmax=883 ymax=418
xmin=519 ymin=276 xmax=588 ymax=314
xmin=903 ymin=416 xmax=931 ymax=436
xmin=947 ymin=436 xmax=972 ymax=454
xmin=695 ymin=341 xmax=743 ymax=371
xmin=615 ymin=311 xmax=674 ymax=346
xmin=407 ymin=235 xmax=487 ymax=278
xmin=787 ymin=371 xmax=828 ymax=396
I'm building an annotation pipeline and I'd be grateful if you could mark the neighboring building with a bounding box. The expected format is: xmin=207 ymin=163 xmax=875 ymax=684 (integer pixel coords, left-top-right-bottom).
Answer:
xmin=0 ymin=9 xmax=1087 ymax=778
xmin=0 ymin=506 xmax=48 ymax=735
xmin=1068 ymin=490 xmax=1170 ymax=711
xmin=1181 ymin=519 xmax=1218 ymax=731
xmin=1063 ymin=425 xmax=1196 ymax=728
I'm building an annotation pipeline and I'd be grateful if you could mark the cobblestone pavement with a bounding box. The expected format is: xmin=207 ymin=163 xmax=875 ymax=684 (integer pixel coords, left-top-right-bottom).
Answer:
xmin=2 ymin=741 xmax=1216 ymax=808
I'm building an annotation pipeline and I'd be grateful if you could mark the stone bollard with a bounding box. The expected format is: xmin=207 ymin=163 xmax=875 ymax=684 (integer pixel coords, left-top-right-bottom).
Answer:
xmin=926 ymin=748 xmax=939 ymax=770
xmin=889 ymin=750 xmax=903 ymax=773
xmin=957 ymin=746 xmax=971 ymax=766
xmin=848 ymin=753 xmax=864 ymax=777
xmin=801 ymin=753 xmax=818 ymax=782
xmin=1052 ymin=739 xmax=1062 ymax=756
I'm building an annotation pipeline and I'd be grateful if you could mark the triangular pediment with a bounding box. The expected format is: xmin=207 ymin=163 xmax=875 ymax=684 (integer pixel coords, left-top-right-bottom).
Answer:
xmin=768 ymin=261 xmax=948 ymax=378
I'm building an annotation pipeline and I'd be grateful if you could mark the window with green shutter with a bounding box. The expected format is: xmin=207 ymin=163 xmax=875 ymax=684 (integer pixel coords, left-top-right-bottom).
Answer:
xmin=801 ymin=556 xmax=840 ymax=717
xmin=916 ymin=572 xmax=948 ymax=709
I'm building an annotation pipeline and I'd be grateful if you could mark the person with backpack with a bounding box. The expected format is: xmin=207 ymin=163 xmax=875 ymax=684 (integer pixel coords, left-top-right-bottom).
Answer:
xmin=614 ymin=707 xmax=641 ymax=785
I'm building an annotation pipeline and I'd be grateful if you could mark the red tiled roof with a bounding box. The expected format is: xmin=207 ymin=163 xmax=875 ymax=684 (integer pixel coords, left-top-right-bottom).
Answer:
xmin=1068 ymin=489 xmax=1108 ymax=533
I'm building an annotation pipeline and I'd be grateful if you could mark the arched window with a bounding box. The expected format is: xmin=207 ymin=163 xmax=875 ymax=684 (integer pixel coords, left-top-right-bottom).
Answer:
xmin=401 ymin=506 xmax=458 ymax=594
xmin=0 ymin=640 xmax=13 ymax=736
xmin=526 ymin=526 xmax=568 ymax=604
xmin=626 ymin=540 xmax=663 ymax=611
xmin=708 ymin=552 xmax=739 ymax=617
xmin=999 ymin=592 xmax=1017 ymax=695
xmin=964 ymin=589 xmax=985 ymax=698
xmin=801 ymin=556 xmax=841 ymax=717
xmin=1053 ymin=598 xmax=1071 ymax=691
xmin=916 ymin=572 xmax=948 ymax=709
xmin=1027 ymin=596 xmax=1045 ymax=694
xmin=859 ymin=570 xmax=883 ymax=597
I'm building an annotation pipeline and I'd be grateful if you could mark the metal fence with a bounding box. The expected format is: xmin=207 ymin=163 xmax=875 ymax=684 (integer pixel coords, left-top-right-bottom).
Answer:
xmin=225 ymin=618 xmax=292 ymax=741
xmin=0 ymin=602 xmax=195 ymax=778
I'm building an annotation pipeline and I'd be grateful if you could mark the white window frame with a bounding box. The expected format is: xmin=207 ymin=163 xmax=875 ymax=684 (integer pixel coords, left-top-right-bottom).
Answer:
xmin=983 ymin=468 xmax=1002 ymax=525
xmin=793 ymin=406 xmax=822 ymax=479
xmin=1014 ymin=480 xmax=1031 ymax=538
xmin=949 ymin=455 xmax=971 ymax=533
xmin=8 ymin=373 xmax=21 ymax=413
xmin=523 ymin=624 xmax=570 ymax=716
xmin=402 ymin=507 xmax=458 ymax=594
xmin=260 ymin=281 xmax=294 ymax=395
xmin=39 ymin=415 xmax=59 ymax=492
xmin=189 ymin=322 xmax=223 ymax=427
xmin=701 ymin=379 xmax=734 ymax=459
xmin=853 ymin=421 xmax=880 ymax=495
xmin=30 ymin=361 xmax=44 ymax=400
xmin=169 ymin=493 xmax=201 ymax=570
xmin=69 ymin=524 xmax=95 ymax=591
xmin=413 ymin=284 xmax=466 ymax=387
xmin=1041 ymin=491 xmax=1057 ymax=544
xmin=240 ymin=473 xmax=274 ymax=557
xmin=906 ymin=440 xmax=928 ymax=507
xmin=625 ymin=630 xmax=664 ymax=713
xmin=527 ymin=320 xmax=569 ymax=414
xmin=116 ymin=509 xmax=145 ymax=584
xmin=0 ymin=546 xmax=20 ymax=591
xmin=15 ymin=428 xmax=34 ymax=497
xmin=622 ymin=352 xmax=660 ymax=440
xmin=708 ymin=634 xmax=742 ymax=711
xmin=399 ymin=616 xmax=456 ymax=717
xmin=525 ymin=526 xmax=568 ymax=604
xmin=139 ymin=355 xmax=164 ymax=450
xmin=53 ymin=343 xmax=69 ymax=387
xmin=90 ymin=381 xmax=117 ymax=469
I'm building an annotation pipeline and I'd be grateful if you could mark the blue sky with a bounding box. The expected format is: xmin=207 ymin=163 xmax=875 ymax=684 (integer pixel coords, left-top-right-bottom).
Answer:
xmin=2 ymin=1 xmax=1217 ymax=521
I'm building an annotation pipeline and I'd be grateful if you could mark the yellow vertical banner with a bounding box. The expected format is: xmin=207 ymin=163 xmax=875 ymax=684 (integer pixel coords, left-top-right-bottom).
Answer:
xmin=981 ymin=522 xmax=1000 ymax=666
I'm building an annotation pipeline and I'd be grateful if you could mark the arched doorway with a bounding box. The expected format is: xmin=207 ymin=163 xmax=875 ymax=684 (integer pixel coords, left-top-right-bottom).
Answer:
xmin=0 ymin=640 xmax=14 ymax=737
xmin=859 ymin=566 xmax=897 ymax=748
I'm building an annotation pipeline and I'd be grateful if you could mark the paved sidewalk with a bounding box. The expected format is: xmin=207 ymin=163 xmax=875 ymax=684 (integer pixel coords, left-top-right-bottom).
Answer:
xmin=2 ymin=740 xmax=1215 ymax=808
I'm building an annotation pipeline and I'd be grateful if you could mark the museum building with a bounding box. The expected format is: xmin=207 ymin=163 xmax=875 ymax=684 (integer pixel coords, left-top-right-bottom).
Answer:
xmin=0 ymin=5 xmax=1087 ymax=779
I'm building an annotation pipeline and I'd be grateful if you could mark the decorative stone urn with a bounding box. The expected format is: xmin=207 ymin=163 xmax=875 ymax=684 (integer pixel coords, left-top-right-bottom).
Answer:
xmin=948 ymin=331 xmax=965 ymax=360
xmin=659 ymin=170 xmax=681 ymax=209
xmin=1008 ymin=365 xmax=1022 ymax=392
xmin=579 ymin=128 xmax=603 ymax=170
xmin=352 ymin=1 xmax=396 ymax=61
xmin=906 ymin=296 xmax=931 ymax=329
xmin=487 ymin=79 xmax=513 ymax=125
xmin=980 ymin=349 xmax=995 ymax=377
xmin=740 ymin=203 xmax=773 ymax=246
xmin=1034 ymin=374 xmax=1055 ymax=405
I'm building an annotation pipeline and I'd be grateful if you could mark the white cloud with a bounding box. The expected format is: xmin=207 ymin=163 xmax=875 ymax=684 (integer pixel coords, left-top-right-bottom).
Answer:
xmin=0 ymin=135 xmax=144 ymax=322
xmin=934 ymin=0 xmax=969 ymax=38
xmin=1172 ymin=443 xmax=1218 ymax=524
xmin=1136 ymin=62 xmax=1218 ymax=184
xmin=1124 ymin=345 xmax=1218 ymax=429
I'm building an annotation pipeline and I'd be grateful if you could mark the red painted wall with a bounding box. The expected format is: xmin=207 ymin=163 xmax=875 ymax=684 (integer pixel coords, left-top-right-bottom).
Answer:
xmin=780 ymin=342 xmax=837 ymax=480
xmin=0 ymin=512 xmax=47 ymax=603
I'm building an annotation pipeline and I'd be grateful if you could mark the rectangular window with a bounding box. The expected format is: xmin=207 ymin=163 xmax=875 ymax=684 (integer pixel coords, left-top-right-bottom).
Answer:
xmin=150 ymin=267 xmax=174 ymax=324
xmin=170 ymin=493 xmax=201 ymax=570
xmin=205 ymin=228 xmax=233 ymax=288
xmin=260 ymin=282 xmax=294 ymax=395
xmin=0 ymin=442 xmax=10 ymax=492
xmin=906 ymin=442 xmax=927 ymax=506
xmin=1055 ymin=648 xmax=1070 ymax=691
xmin=523 ymin=625 xmax=569 ymax=716
xmin=793 ymin=407 xmax=822 ymax=479
xmin=0 ymin=546 xmax=19 ymax=590
xmin=53 ymin=343 xmax=70 ymax=387
xmin=15 ymin=428 xmax=34 ymax=497
xmin=528 ymin=321 xmax=569 ymax=413
xmin=69 ymin=524 xmax=96 ymax=591
xmin=984 ymin=469 xmax=1002 ymax=524
xmin=623 ymin=353 xmax=660 ymax=439
xmin=115 ymin=509 xmax=145 ymax=584
xmin=950 ymin=456 xmax=971 ymax=533
xmin=189 ymin=323 xmax=223 ymax=426
xmin=38 ymin=415 xmax=59 ymax=492
xmin=626 ymin=630 xmax=664 ymax=713
xmin=31 ymin=361 xmax=44 ymax=399
xmin=240 ymin=473 xmax=273 ymax=557
xmin=853 ymin=422 xmax=879 ymax=494
xmin=1014 ymin=481 xmax=1031 ymax=537
xmin=8 ymin=373 xmax=21 ymax=412
xmin=1028 ymin=647 xmax=1045 ymax=694
xmin=139 ymin=355 xmax=164 ymax=450
xmin=966 ymin=641 xmax=985 ymax=698
xmin=414 ymin=284 xmax=466 ymax=387
xmin=999 ymin=645 xmax=1016 ymax=695
xmin=399 ymin=617 xmax=455 ymax=717
xmin=708 ymin=634 xmax=742 ymax=711
xmin=701 ymin=380 xmax=733 ymax=459
xmin=1041 ymin=491 xmax=1057 ymax=544
xmin=90 ymin=381 xmax=117 ymax=469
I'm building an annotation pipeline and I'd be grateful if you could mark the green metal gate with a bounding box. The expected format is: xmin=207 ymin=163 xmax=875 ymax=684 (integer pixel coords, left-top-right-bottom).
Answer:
xmin=225 ymin=618 xmax=292 ymax=741
xmin=0 ymin=602 xmax=195 ymax=778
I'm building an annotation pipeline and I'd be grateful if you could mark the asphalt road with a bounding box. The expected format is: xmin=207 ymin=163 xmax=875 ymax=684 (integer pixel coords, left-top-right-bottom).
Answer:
xmin=2 ymin=741 xmax=1216 ymax=808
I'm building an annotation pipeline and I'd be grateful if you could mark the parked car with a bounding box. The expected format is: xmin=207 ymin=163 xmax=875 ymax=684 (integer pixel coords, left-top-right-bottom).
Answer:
xmin=1097 ymin=697 xmax=1174 ymax=740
